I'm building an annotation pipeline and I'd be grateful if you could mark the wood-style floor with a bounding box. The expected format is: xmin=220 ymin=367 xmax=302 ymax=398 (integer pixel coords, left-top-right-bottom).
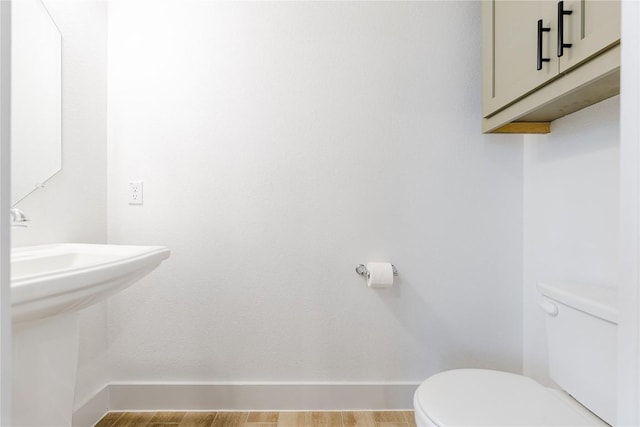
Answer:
xmin=96 ymin=411 xmax=417 ymax=427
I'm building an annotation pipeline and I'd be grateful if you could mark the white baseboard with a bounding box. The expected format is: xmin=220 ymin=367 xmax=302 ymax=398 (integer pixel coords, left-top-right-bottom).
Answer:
xmin=72 ymin=386 xmax=109 ymax=427
xmin=73 ymin=382 xmax=419 ymax=425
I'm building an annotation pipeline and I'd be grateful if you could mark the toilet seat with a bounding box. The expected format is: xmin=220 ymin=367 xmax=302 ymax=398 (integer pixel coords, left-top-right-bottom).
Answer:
xmin=413 ymin=369 xmax=608 ymax=427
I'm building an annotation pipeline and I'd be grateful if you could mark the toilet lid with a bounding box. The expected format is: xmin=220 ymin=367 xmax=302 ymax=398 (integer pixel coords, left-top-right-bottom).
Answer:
xmin=414 ymin=369 xmax=608 ymax=426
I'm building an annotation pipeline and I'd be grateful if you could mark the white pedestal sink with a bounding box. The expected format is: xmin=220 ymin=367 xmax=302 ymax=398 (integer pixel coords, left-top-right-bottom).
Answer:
xmin=11 ymin=244 xmax=170 ymax=427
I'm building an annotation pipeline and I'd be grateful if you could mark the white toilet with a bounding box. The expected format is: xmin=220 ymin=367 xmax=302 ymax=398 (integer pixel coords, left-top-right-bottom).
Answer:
xmin=413 ymin=282 xmax=617 ymax=426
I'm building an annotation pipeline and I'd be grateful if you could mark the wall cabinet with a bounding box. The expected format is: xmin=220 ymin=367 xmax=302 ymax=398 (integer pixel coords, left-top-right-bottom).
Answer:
xmin=482 ymin=0 xmax=620 ymax=133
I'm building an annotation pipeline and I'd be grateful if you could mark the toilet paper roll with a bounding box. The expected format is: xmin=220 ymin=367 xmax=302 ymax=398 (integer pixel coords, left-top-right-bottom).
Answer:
xmin=366 ymin=262 xmax=394 ymax=288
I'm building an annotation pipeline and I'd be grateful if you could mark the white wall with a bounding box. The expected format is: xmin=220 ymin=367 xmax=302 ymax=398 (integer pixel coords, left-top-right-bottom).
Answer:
xmin=618 ymin=0 xmax=640 ymax=422
xmin=107 ymin=0 xmax=523 ymax=394
xmin=11 ymin=0 xmax=107 ymax=249
xmin=522 ymin=96 xmax=620 ymax=386
xmin=9 ymin=0 xmax=108 ymax=415
xmin=1 ymin=2 xmax=13 ymax=422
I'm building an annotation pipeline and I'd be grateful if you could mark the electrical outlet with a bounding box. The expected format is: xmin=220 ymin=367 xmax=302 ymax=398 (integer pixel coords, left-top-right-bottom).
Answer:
xmin=128 ymin=181 xmax=143 ymax=205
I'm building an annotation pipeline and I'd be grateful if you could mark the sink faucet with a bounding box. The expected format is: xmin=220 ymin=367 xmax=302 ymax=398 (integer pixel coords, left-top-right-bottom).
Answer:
xmin=10 ymin=208 xmax=29 ymax=227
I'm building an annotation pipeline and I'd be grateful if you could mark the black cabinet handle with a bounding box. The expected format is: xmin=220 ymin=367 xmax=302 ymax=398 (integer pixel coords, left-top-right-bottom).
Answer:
xmin=537 ymin=19 xmax=551 ymax=70
xmin=557 ymin=1 xmax=572 ymax=57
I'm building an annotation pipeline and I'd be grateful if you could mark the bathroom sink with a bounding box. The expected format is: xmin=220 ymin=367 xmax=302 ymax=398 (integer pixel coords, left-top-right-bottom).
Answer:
xmin=11 ymin=243 xmax=170 ymax=323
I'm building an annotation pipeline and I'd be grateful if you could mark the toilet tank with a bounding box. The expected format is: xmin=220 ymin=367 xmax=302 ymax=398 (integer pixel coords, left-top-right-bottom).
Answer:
xmin=537 ymin=282 xmax=617 ymax=426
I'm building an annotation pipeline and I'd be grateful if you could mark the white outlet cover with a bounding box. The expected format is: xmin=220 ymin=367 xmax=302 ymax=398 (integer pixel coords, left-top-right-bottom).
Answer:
xmin=128 ymin=181 xmax=143 ymax=205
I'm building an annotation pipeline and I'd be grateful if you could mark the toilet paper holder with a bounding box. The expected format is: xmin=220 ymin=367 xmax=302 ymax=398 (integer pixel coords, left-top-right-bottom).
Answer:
xmin=355 ymin=264 xmax=398 ymax=278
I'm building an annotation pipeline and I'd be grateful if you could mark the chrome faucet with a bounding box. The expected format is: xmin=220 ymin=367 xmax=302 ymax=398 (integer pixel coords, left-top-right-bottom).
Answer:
xmin=10 ymin=208 xmax=29 ymax=227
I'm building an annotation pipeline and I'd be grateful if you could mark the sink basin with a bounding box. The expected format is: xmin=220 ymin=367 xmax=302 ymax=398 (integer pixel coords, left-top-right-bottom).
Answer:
xmin=11 ymin=243 xmax=170 ymax=323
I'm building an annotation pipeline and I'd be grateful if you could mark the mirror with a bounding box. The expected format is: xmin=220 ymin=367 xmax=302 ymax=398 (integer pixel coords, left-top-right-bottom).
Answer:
xmin=11 ymin=0 xmax=62 ymax=205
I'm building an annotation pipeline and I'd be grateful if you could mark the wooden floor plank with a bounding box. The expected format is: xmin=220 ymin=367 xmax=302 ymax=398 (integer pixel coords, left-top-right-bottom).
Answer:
xmin=401 ymin=412 xmax=416 ymax=427
xmin=97 ymin=410 xmax=416 ymax=427
xmin=246 ymin=412 xmax=279 ymax=423
xmin=372 ymin=412 xmax=406 ymax=424
xmin=212 ymin=412 xmax=249 ymax=427
xmin=310 ymin=412 xmax=342 ymax=427
xmin=178 ymin=412 xmax=217 ymax=427
xmin=342 ymin=411 xmax=375 ymax=427
xmin=96 ymin=412 xmax=126 ymax=427
xmin=111 ymin=412 xmax=155 ymax=427
xmin=275 ymin=412 xmax=313 ymax=427
xmin=150 ymin=412 xmax=187 ymax=423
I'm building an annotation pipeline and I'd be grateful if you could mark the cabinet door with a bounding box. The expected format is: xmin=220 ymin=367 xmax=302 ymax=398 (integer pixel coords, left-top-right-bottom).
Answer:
xmin=485 ymin=1 xmax=559 ymax=116
xmin=558 ymin=0 xmax=620 ymax=73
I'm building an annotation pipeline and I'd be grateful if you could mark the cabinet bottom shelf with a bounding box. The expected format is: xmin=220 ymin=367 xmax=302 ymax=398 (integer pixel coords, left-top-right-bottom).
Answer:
xmin=483 ymin=45 xmax=620 ymax=134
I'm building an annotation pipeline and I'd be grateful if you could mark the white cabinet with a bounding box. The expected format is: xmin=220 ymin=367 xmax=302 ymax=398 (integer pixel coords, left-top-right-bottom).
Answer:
xmin=482 ymin=0 xmax=620 ymax=134
xmin=485 ymin=1 xmax=557 ymax=116
xmin=559 ymin=0 xmax=620 ymax=73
